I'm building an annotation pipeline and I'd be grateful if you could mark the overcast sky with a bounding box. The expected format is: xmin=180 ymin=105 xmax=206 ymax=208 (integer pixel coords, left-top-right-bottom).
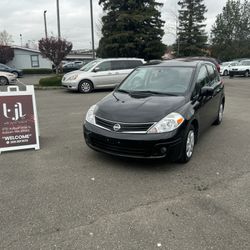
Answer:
xmin=0 ymin=0 xmax=229 ymax=50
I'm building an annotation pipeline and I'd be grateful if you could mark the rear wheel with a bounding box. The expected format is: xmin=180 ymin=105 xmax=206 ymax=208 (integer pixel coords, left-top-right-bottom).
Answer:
xmin=12 ymin=71 xmax=19 ymax=78
xmin=178 ymin=125 xmax=195 ymax=163
xmin=78 ymin=80 xmax=93 ymax=93
xmin=0 ymin=76 xmax=8 ymax=85
xmin=214 ymin=102 xmax=224 ymax=125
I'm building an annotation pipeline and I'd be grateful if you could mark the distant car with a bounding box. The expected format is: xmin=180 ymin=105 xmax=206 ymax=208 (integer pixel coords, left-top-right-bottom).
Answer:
xmin=0 ymin=71 xmax=17 ymax=85
xmin=62 ymin=58 xmax=145 ymax=93
xmin=0 ymin=63 xmax=23 ymax=77
xmin=84 ymin=59 xmax=225 ymax=163
xmin=62 ymin=60 xmax=94 ymax=73
xmin=220 ymin=61 xmax=239 ymax=76
xmin=229 ymin=59 xmax=250 ymax=77
xmin=176 ymin=57 xmax=221 ymax=73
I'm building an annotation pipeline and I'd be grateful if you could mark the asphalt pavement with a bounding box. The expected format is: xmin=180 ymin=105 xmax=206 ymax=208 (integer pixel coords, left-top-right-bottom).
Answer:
xmin=0 ymin=77 xmax=250 ymax=250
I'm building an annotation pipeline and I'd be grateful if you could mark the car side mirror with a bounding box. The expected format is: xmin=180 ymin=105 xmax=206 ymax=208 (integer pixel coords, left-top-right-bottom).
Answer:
xmin=93 ymin=67 xmax=100 ymax=72
xmin=200 ymin=86 xmax=214 ymax=96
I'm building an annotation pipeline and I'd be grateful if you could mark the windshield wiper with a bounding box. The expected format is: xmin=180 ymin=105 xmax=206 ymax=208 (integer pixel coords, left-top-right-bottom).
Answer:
xmin=129 ymin=91 xmax=179 ymax=96
xmin=117 ymin=89 xmax=131 ymax=94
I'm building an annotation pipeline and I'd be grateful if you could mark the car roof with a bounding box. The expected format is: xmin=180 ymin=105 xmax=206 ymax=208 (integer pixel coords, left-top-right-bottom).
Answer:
xmin=146 ymin=59 xmax=209 ymax=68
xmin=97 ymin=58 xmax=144 ymax=61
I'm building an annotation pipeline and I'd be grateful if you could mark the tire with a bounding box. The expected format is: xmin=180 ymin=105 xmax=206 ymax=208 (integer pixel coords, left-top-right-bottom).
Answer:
xmin=178 ymin=125 xmax=195 ymax=164
xmin=229 ymin=73 xmax=234 ymax=78
xmin=213 ymin=102 xmax=224 ymax=125
xmin=0 ymin=76 xmax=8 ymax=86
xmin=244 ymin=70 xmax=249 ymax=77
xmin=78 ymin=80 xmax=93 ymax=93
xmin=12 ymin=71 xmax=19 ymax=78
xmin=223 ymin=70 xmax=228 ymax=76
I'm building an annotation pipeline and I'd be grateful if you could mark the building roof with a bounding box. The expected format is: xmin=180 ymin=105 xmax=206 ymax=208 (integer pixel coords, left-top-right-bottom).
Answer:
xmin=11 ymin=46 xmax=40 ymax=53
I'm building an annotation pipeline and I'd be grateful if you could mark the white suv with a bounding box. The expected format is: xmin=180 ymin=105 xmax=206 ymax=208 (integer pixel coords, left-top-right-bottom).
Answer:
xmin=229 ymin=59 xmax=250 ymax=77
xmin=62 ymin=58 xmax=145 ymax=93
xmin=220 ymin=61 xmax=238 ymax=76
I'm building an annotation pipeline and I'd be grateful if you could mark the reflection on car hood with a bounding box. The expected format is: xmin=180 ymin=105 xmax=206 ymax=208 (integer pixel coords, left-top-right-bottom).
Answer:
xmin=95 ymin=92 xmax=186 ymax=123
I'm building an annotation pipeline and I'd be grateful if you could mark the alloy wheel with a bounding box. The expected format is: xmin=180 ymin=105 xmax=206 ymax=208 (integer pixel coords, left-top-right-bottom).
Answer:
xmin=186 ymin=130 xmax=195 ymax=158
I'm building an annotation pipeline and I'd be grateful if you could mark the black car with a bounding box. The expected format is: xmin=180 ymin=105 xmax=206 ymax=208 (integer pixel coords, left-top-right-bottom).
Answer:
xmin=84 ymin=60 xmax=225 ymax=163
xmin=0 ymin=63 xmax=23 ymax=77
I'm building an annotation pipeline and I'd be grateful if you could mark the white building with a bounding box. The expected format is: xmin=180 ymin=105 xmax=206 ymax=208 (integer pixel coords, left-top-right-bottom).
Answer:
xmin=7 ymin=46 xmax=52 ymax=70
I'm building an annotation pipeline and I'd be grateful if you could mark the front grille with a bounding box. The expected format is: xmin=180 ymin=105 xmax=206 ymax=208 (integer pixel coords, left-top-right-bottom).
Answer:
xmin=90 ymin=134 xmax=150 ymax=156
xmin=95 ymin=116 xmax=154 ymax=133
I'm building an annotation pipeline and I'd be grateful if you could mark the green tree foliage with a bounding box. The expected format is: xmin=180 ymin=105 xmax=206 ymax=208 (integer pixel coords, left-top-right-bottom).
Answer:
xmin=0 ymin=46 xmax=14 ymax=64
xmin=211 ymin=0 xmax=250 ymax=61
xmin=39 ymin=37 xmax=72 ymax=74
xmin=176 ymin=0 xmax=208 ymax=57
xmin=97 ymin=0 xmax=166 ymax=60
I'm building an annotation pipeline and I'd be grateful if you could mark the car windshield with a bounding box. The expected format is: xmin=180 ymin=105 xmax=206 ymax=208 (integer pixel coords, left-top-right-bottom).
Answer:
xmin=80 ymin=60 xmax=101 ymax=72
xmin=117 ymin=66 xmax=194 ymax=95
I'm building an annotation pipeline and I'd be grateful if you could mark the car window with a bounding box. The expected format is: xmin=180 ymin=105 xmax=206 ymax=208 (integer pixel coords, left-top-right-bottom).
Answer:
xmin=125 ymin=60 xmax=143 ymax=69
xmin=206 ymin=64 xmax=219 ymax=86
xmin=111 ymin=61 xmax=126 ymax=70
xmin=96 ymin=61 xmax=112 ymax=72
xmin=194 ymin=66 xmax=209 ymax=95
xmin=0 ymin=64 xmax=8 ymax=70
xmin=80 ymin=60 xmax=101 ymax=72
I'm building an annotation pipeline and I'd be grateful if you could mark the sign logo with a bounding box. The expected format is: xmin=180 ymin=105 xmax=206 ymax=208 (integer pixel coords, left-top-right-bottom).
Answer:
xmin=113 ymin=123 xmax=121 ymax=131
xmin=3 ymin=102 xmax=26 ymax=121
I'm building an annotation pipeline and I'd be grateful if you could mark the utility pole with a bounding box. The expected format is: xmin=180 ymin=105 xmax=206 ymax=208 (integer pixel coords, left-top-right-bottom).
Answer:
xmin=56 ymin=0 xmax=61 ymax=38
xmin=90 ymin=0 xmax=95 ymax=59
xmin=20 ymin=34 xmax=22 ymax=47
xmin=44 ymin=10 xmax=48 ymax=38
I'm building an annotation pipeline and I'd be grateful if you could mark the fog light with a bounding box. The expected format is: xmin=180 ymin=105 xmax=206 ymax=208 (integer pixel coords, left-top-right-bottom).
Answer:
xmin=160 ymin=147 xmax=167 ymax=154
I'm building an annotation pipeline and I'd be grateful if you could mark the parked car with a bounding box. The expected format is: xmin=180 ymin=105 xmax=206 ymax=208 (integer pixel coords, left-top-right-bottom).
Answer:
xmin=0 ymin=63 xmax=23 ymax=77
xmin=62 ymin=61 xmax=84 ymax=73
xmin=0 ymin=71 xmax=17 ymax=85
xmin=84 ymin=59 xmax=225 ymax=163
xmin=229 ymin=59 xmax=250 ymax=77
xmin=220 ymin=61 xmax=239 ymax=76
xmin=62 ymin=58 xmax=145 ymax=93
xmin=176 ymin=57 xmax=221 ymax=73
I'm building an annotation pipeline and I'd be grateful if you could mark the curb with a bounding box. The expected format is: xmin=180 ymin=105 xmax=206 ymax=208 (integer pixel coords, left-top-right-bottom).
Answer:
xmin=34 ymin=86 xmax=64 ymax=90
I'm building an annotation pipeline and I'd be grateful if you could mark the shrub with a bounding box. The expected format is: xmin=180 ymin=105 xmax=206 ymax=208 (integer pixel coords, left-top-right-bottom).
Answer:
xmin=23 ymin=68 xmax=53 ymax=74
xmin=39 ymin=75 xmax=63 ymax=86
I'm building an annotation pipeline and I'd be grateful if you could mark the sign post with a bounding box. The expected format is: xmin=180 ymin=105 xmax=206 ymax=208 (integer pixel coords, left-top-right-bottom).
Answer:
xmin=0 ymin=85 xmax=40 ymax=154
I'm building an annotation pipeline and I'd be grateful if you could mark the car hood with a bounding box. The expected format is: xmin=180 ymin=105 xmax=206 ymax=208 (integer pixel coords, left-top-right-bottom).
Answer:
xmin=95 ymin=92 xmax=187 ymax=123
xmin=63 ymin=70 xmax=91 ymax=78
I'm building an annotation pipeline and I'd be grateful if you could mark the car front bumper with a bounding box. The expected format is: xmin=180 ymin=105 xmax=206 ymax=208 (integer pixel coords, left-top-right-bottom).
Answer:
xmin=61 ymin=80 xmax=78 ymax=90
xmin=230 ymin=70 xmax=246 ymax=76
xmin=84 ymin=122 xmax=185 ymax=159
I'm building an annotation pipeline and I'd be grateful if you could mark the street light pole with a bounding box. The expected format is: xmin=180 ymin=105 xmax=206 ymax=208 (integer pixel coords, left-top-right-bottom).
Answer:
xmin=56 ymin=0 xmax=61 ymax=38
xmin=90 ymin=0 xmax=95 ymax=59
xmin=44 ymin=10 xmax=48 ymax=38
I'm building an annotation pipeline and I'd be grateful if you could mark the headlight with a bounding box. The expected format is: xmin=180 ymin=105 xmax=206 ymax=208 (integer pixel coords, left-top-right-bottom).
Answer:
xmin=148 ymin=112 xmax=184 ymax=134
xmin=67 ymin=74 xmax=78 ymax=81
xmin=85 ymin=105 xmax=96 ymax=124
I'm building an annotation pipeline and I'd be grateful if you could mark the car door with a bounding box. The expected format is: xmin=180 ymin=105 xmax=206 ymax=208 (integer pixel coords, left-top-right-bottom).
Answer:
xmin=206 ymin=64 xmax=223 ymax=121
xmin=193 ymin=65 xmax=215 ymax=132
xmin=91 ymin=61 xmax=117 ymax=88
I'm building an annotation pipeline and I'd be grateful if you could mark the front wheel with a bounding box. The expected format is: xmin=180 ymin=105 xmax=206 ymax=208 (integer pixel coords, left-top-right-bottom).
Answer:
xmin=78 ymin=80 xmax=93 ymax=93
xmin=178 ymin=125 xmax=195 ymax=163
xmin=223 ymin=70 xmax=228 ymax=76
xmin=244 ymin=70 xmax=249 ymax=77
xmin=12 ymin=71 xmax=19 ymax=78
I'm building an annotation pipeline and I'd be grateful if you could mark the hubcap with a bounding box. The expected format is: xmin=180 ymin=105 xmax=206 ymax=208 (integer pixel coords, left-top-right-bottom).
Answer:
xmin=81 ymin=82 xmax=90 ymax=92
xmin=219 ymin=104 xmax=224 ymax=122
xmin=186 ymin=130 xmax=195 ymax=158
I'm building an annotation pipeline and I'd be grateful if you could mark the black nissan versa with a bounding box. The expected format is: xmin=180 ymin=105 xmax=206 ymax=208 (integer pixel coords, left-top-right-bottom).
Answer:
xmin=84 ymin=60 xmax=225 ymax=163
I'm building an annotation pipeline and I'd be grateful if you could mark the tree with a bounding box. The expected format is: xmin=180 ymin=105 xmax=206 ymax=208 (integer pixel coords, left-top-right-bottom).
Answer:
xmin=0 ymin=30 xmax=13 ymax=46
xmin=0 ymin=46 xmax=14 ymax=64
xmin=97 ymin=0 xmax=166 ymax=60
xmin=210 ymin=0 xmax=250 ymax=61
xmin=38 ymin=37 xmax=72 ymax=74
xmin=175 ymin=0 xmax=208 ymax=57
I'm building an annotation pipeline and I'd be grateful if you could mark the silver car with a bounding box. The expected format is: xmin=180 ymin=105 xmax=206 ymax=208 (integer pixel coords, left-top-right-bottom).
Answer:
xmin=0 ymin=71 xmax=17 ymax=86
xmin=61 ymin=58 xmax=145 ymax=93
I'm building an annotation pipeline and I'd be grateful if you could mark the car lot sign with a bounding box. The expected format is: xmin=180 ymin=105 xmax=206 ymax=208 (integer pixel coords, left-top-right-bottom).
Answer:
xmin=0 ymin=86 xmax=40 ymax=153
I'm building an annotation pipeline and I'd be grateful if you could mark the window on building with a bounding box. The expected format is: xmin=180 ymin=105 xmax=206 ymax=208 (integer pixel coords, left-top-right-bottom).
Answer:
xmin=31 ymin=55 xmax=39 ymax=67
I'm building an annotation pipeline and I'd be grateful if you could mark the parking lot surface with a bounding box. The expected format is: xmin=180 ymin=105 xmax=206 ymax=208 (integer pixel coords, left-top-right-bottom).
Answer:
xmin=0 ymin=77 xmax=250 ymax=250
